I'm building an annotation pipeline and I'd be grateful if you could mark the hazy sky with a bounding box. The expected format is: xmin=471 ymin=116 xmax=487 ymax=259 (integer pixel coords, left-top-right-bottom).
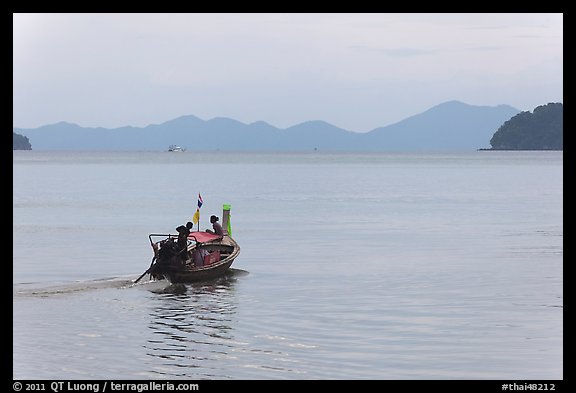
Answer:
xmin=13 ymin=13 xmax=563 ymax=132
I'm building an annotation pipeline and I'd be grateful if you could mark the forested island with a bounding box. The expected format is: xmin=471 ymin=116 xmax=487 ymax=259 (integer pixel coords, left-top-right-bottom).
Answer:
xmin=489 ymin=103 xmax=563 ymax=150
xmin=13 ymin=132 xmax=32 ymax=150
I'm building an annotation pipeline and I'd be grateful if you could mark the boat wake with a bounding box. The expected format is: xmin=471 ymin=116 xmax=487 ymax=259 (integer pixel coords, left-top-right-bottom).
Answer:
xmin=13 ymin=269 xmax=250 ymax=298
xmin=13 ymin=276 xmax=136 ymax=298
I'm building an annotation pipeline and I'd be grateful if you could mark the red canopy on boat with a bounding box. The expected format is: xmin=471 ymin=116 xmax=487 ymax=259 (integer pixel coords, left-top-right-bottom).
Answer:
xmin=187 ymin=231 xmax=222 ymax=243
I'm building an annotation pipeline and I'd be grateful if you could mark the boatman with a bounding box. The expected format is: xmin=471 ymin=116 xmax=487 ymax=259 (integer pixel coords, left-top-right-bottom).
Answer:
xmin=176 ymin=221 xmax=193 ymax=259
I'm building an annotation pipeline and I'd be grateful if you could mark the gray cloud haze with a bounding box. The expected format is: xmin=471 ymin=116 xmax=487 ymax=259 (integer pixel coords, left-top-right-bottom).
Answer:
xmin=13 ymin=13 xmax=562 ymax=132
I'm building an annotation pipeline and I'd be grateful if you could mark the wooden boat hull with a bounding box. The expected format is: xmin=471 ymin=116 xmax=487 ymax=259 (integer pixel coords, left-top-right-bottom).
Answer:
xmin=165 ymin=258 xmax=236 ymax=283
xmin=150 ymin=234 xmax=240 ymax=284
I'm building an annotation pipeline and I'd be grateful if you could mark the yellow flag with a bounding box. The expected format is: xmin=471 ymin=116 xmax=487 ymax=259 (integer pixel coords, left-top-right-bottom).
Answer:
xmin=192 ymin=208 xmax=200 ymax=224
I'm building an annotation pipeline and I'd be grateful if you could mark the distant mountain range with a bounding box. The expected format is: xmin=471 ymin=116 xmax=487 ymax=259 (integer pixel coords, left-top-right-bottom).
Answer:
xmin=14 ymin=101 xmax=520 ymax=151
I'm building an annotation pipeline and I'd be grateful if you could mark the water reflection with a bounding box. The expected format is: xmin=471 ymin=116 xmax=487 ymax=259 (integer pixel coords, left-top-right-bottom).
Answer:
xmin=144 ymin=272 xmax=243 ymax=378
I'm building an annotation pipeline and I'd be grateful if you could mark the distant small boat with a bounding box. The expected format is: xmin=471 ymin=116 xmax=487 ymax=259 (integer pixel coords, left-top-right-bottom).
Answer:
xmin=168 ymin=145 xmax=186 ymax=152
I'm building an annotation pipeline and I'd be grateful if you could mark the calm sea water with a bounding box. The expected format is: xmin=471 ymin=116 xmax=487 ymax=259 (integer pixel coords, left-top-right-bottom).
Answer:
xmin=13 ymin=151 xmax=563 ymax=380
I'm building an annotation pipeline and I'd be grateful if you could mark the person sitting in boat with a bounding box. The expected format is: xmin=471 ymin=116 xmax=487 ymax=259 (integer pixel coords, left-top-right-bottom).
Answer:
xmin=206 ymin=215 xmax=224 ymax=236
xmin=176 ymin=221 xmax=193 ymax=259
xmin=192 ymin=247 xmax=209 ymax=267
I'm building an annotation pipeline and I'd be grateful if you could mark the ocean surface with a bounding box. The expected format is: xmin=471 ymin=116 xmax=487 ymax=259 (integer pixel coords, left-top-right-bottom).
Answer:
xmin=13 ymin=151 xmax=563 ymax=380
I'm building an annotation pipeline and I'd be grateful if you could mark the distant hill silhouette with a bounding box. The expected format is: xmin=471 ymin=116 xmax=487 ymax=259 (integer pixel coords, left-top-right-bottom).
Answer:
xmin=13 ymin=101 xmax=520 ymax=151
xmin=13 ymin=132 xmax=32 ymax=150
xmin=489 ymin=103 xmax=563 ymax=150
xmin=365 ymin=101 xmax=519 ymax=150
